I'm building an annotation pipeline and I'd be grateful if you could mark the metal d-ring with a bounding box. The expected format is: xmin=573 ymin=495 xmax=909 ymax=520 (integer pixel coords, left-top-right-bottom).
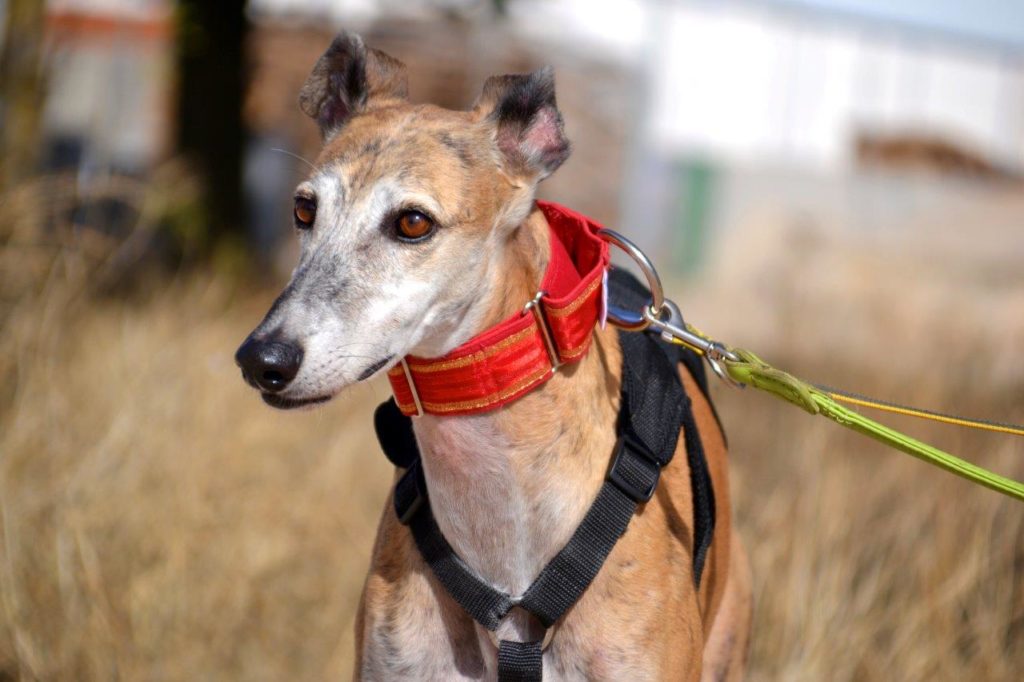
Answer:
xmin=485 ymin=624 xmax=557 ymax=652
xmin=704 ymin=341 xmax=745 ymax=388
xmin=597 ymin=229 xmax=665 ymax=331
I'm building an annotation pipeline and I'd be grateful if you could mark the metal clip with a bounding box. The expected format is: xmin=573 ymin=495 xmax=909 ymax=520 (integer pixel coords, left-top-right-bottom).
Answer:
xmin=523 ymin=291 xmax=563 ymax=374
xmin=642 ymin=300 xmax=745 ymax=388
xmin=484 ymin=622 xmax=557 ymax=653
xmin=399 ymin=357 xmax=425 ymax=417
xmin=596 ymin=228 xmax=744 ymax=388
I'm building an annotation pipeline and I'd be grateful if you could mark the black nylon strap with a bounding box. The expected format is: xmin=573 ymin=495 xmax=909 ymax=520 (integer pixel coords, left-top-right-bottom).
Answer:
xmin=373 ymin=399 xmax=418 ymax=469
xmin=518 ymin=471 xmax=644 ymax=627
xmin=392 ymin=459 xmax=515 ymax=629
xmin=391 ymin=441 xmax=658 ymax=631
xmin=617 ymin=329 xmax=716 ymax=586
xmin=617 ymin=330 xmax=685 ymax=466
xmin=611 ymin=269 xmax=718 ymax=585
xmin=497 ymin=640 xmax=543 ymax=682
xmin=607 ymin=266 xmax=725 ymax=441
xmin=684 ymin=397 xmax=716 ymax=582
xmin=406 ymin=502 xmax=515 ymax=630
xmin=372 ymin=268 xmax=720 ymax=681
xmin=392 ymin=459 xmax=425 ymax=524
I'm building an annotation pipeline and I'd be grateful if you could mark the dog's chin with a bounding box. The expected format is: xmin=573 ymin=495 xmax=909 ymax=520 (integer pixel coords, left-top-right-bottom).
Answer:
xmin=260 ymin=392 xmax=333 ymax=410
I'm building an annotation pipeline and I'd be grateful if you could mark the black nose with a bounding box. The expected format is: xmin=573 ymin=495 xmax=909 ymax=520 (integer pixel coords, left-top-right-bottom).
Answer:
xmin=234 ymin=337 xmax=303 ymax=393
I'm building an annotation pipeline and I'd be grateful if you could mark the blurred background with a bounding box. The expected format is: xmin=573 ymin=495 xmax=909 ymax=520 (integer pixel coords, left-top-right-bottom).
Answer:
xmin=1 ymin=0 xmax=1022 ymax=679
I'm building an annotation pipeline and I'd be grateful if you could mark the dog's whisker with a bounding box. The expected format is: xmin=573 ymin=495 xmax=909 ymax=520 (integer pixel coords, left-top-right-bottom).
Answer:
xmin=331 ymin=354 xmax=379 ymax=362
xmin=270 ymin=148 xmax=320 ymax=173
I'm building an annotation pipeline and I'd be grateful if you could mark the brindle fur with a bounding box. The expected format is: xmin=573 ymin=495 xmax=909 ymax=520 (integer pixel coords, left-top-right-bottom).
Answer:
xmin=240 ymin=32 xmax=751 ymax=681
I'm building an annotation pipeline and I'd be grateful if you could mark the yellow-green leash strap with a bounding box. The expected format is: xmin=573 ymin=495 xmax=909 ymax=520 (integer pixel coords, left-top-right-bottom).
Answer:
xmin=595 ymin=228 xmax=1023 ymax=502
xmin=722 ymin=348 xmax=1024 ymax=502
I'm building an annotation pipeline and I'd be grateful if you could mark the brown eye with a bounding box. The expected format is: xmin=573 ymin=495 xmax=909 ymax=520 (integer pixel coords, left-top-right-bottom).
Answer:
xmin=294 ymin=197 xmax=316 ymax=229
xmin=395 ymin=210 xmax=435 ymax=241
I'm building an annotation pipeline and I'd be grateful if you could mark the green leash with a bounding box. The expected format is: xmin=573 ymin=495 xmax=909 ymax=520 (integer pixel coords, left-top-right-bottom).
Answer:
xmin=722 ymin=348 xmax=1024 ymax=502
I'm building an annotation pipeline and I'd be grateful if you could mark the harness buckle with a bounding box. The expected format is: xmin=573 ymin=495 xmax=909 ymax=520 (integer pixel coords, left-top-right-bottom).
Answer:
xmin=523 ymin=291 xmax=563 ymax=374
xmin=608 ymin=434 xmax=662 ymax=503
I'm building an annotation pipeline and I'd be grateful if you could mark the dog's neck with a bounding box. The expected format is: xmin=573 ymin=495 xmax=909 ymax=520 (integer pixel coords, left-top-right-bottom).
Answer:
xmin=411 ymin=208 xmax=621 ymax=603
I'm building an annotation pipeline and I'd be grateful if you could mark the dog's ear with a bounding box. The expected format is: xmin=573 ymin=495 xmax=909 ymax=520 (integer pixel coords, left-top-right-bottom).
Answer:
xmin=474 ymin=66 xmax=570 ymax=180
xmin=299 ymin=32 xmax=408 ymax=140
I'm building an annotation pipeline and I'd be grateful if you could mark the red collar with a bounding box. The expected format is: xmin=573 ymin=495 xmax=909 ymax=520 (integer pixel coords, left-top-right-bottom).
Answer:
xmin=387 ymin=201 xmax=610 ymax=417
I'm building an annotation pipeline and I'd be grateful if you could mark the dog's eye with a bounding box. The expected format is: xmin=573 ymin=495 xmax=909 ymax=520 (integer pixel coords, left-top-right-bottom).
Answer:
xmin=294 ymin=197 xmax=316 ymax=229
xmin=395 ymin=210 xmax=435 ymax=241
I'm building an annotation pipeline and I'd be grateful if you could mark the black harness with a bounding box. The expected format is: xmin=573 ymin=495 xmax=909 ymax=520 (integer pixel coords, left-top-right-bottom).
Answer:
xmin=372 ymin=269 xmax=720 ymax=681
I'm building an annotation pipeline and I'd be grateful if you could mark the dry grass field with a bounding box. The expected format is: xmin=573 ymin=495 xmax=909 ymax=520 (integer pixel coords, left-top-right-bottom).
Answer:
xmin=1 ymin=177 xmax=1022 ymax=680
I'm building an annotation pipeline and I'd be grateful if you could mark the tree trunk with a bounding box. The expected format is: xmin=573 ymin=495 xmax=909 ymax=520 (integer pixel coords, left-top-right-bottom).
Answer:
xmin=0 ymin=0 xmax=47 ymax=191
xmin=175 ymin=0 xmax=249 ymax=250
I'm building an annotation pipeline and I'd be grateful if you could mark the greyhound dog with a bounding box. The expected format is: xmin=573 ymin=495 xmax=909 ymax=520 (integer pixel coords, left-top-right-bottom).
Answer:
xmin=236 ymin=32 xmax=751 ymax=681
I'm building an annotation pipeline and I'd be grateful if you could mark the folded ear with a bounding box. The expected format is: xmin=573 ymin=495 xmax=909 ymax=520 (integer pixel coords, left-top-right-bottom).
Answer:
xmin=299 ymin=32 xmax=408 ymax=141
xmin=474 ymin=66 xmax=570 ymax=180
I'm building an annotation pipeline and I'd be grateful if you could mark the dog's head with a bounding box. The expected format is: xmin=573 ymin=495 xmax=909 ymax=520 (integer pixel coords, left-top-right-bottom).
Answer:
xmin=235 ymin=32 xmax=570 ymax=408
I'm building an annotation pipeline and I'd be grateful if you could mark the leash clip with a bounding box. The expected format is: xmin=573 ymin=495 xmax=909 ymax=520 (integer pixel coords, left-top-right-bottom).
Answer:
xmin=597 ymin=228 xmax=744 ymax=388
xmin=643 ymin=300 xmax=745 ymax=389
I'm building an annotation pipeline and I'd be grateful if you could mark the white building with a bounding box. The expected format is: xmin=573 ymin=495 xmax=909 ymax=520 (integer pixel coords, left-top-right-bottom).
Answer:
xmin=643 ymin=1 xmax=1024 ymax=172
